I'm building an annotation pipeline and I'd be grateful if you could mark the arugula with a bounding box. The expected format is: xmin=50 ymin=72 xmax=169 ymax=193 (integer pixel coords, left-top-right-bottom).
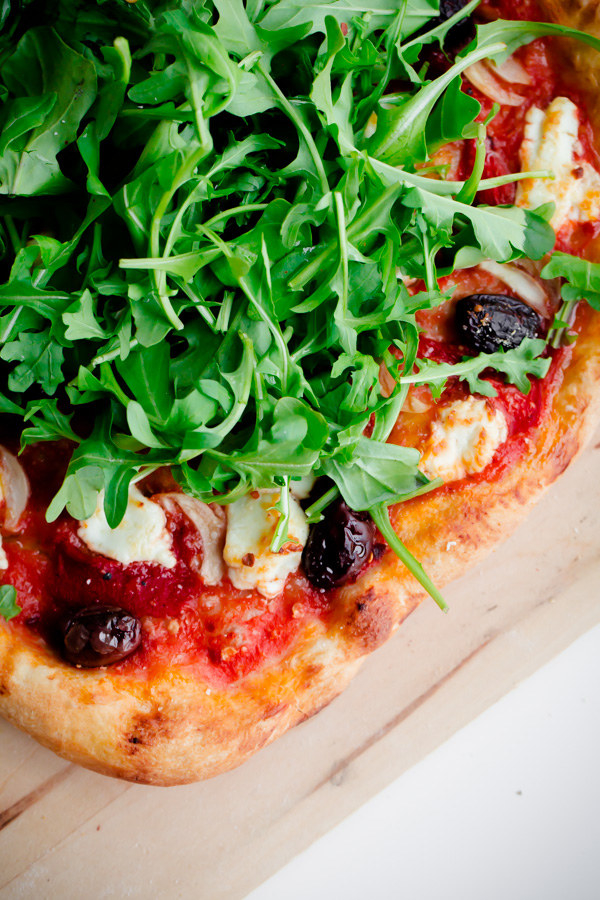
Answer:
xmin=542 ymin=252 xmax=600 ymax=347
xmin=0 ymin=584 xmax=20 ymax=622
xmin=0 ymin=0 xmax=593 ymax=610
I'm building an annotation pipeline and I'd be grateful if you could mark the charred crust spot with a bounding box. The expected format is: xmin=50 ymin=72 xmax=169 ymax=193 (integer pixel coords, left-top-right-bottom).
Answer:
xmin=344 ymin=588 xmax=393 ymax=652
xmin=125 ymin=709 xmax=171 ymax=754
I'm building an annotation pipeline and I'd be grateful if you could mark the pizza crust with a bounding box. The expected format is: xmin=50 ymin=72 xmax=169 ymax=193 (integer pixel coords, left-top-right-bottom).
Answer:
xmin=1 ymin=0 xmax=600 ymax=785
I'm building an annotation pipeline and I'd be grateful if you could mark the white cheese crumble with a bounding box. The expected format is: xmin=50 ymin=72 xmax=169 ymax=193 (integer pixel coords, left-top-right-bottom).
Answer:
xmin=0 ymin=538 xmax=7 ymax=571
xmin=224 ymin=490 xmax=309 ymax=598
xmin=419 ymin=397 xmax=508 ymax=483
xmin=78 ymin=485 xmax=176 ymax=568
xmin=515 ymin=96 xmax=600 ymax=231
xmin=289 ymin=474 xmax=316 ymax=500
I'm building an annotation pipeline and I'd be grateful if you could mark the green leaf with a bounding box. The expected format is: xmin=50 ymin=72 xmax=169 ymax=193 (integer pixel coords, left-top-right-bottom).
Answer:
xmin=323 ymin=436 xmax=424 ymax=510
xmin=63 ymin=290 xmax=106 ymax=340
xmin=541 ymin=251 xmax=600 ymax=309
xmin=0 ymin=28 xmax=97 ymax=195
xmin=367 ymin=41 xmax=504 ymax=164
xmin=0 ymin=584 xmax=20 ymax=621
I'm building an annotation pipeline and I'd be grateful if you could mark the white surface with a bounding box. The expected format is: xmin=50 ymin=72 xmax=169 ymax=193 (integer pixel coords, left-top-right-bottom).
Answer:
xmin=248 ymin=623 xmax=600 ymax=900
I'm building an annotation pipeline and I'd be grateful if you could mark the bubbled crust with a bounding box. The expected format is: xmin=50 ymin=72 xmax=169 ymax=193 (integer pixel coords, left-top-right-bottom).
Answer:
xmin=2 ymin=0 xmax=600 ymax=785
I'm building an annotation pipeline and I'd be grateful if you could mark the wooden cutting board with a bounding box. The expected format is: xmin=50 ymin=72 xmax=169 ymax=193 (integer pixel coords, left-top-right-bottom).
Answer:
xmin=1 ymin=429 xmax=600 ymax=899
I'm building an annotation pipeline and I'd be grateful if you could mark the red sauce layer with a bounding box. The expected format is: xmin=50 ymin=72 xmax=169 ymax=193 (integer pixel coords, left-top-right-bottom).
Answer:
xmin=3 ymin=444 xmax=328 ymax=684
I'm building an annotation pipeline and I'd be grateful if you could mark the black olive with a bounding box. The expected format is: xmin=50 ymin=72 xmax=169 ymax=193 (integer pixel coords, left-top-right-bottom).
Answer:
xmin=437 ymin=0 xmax=475 ymax=50
xmin=455 ymin=294 xmax=542 ymax=355
xmin=62 ymin=606 xmax=142 ymax=668
xmin=302 ymin=498 xmax=375 ymax=590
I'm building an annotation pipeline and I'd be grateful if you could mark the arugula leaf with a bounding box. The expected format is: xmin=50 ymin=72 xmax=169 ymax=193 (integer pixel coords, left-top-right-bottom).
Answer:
xmin=403 ymin=339 xmax=551 ymax=398
xmin=0 ymin=584 xmax=20 ymax=622
xmin=0 ymin=28 xmax=97 ymax=195
xmin=541 ymin=252 xmax=600 ymax=310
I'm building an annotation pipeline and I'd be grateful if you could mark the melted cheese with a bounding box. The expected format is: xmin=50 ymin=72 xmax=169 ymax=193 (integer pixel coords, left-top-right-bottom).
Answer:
xmin=78 ymin=485 xmax=176 ymax=568
xmin=419 ymin=397 xmax=508 ymax=483
xmin=224 ymin=490 xmax=309 ymax=598
xmin=515 ymin=96 xmax=600 ymax=231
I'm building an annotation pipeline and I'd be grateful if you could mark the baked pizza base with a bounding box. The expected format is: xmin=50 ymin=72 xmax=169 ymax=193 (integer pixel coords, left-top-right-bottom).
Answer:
xmin=1 ymin=0 xmax=600 ymax=785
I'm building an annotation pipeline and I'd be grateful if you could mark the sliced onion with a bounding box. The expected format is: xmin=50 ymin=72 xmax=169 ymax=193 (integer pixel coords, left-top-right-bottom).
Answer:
xmin=0 ymin=447 xmax=29 ymax=531
xmin=379 ymin=361 xmax=397 ymax=398
xmin=491 ymin=56 xmax=532 ymax=86
xmin=159 ymin=493 xmax=226 ymax=585
xmin=464 ymin=62 xmax=525 ymax=107
xmin=478 ymin=260 xmax=549 ymax=316
xmin=402 ymin=392 xmax=432 ymax=414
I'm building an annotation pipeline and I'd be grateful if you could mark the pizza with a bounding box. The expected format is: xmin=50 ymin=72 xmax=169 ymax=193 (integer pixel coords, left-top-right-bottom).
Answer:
xmin=1 ymin=0 xmax=600 ymax=785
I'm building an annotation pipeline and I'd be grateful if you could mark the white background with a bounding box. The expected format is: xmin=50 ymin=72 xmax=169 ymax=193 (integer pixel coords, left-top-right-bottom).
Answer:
xmin=248 ymin=623 xmax=600 ymax=900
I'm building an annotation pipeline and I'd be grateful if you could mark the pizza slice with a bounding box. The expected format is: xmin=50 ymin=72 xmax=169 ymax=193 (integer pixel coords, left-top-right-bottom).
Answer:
xmin=0 ymin=0 xmax=599 ymax=784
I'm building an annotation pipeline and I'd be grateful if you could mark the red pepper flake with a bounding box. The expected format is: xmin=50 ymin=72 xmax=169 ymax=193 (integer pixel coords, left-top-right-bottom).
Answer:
xmin=242 ymin=552 xmax=255 ymax=567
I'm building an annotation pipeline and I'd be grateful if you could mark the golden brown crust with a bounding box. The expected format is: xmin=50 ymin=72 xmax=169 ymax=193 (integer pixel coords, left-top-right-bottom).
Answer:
xmin=2 ymin=0 xmax=600 ymax=785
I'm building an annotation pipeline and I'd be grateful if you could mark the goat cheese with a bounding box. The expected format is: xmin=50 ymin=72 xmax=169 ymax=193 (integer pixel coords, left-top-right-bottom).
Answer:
xmin=516 ymin=96 xmax=600 ymax=231
xmin=78 ymin=485 xmax=176 ymax=568
xmin=419 ymin=397 xmax=508 ymax=483
xmin=224 ymin=490 xmax=309 ymax=597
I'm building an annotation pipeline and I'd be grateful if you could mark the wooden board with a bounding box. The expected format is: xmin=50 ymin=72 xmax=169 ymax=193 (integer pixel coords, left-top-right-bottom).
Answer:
xmin=1 ymin=430 xmax=600 ymax=899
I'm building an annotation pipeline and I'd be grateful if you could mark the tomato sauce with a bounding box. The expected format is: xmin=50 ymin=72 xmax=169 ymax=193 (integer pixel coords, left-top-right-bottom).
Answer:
xmin=1 ymin=442 xmax=328 ymax=684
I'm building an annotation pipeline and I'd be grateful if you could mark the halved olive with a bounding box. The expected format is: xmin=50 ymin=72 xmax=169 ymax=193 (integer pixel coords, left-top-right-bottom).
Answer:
xmin=302 ymin=498 xmax=375 ymax=590
xmin=455 ymin=293 xmax=542 ymax=354
xmin=62 ymin=606 xmax=142 ymax=668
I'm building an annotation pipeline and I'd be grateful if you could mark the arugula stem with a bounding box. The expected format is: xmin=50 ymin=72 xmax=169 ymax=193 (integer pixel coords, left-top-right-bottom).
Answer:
xmin=550 ymin=299 xmax=577 ymax=348
xmin=4 ymin=216 xmax=21 ymax=254
xmin=456 ymin=122 xmax=486 ymax=204
xmin=334 ymin=192 xmax=349 ymax=317
xmin=203 ymin=203 xmax=268 ymax=230
xmin=91 ymin=339 xmax=139 ymax=368
xmin=270 ymin=476 xmax=291 ymax=552
xmin=257 ymin=62 xmax=330 ymax=196
xmin=417 ymin=216 xmax=436 ymax=292
xmin=149 ymin=146 xmax=208 ymax=327
xmin=371 ymin=504 xmax=448 ymax=611
xmin=304 ymin=486 xmax=340 ymax=523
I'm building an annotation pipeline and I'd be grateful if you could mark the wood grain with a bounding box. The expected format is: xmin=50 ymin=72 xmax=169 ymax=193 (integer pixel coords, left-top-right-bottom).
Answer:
xmin=0 ymin=431 xmax=599 ymax=899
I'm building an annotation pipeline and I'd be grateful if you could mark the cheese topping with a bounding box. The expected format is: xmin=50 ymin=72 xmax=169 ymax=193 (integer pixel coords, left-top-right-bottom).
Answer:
xmin=516 ymin=96 xmax=600 ymax=231
xmin=419 ymin=397 xmax=508 ymax=483
xmin=78 ymin=485 xmax=177 ymax=568
xmin=224 ymin=490 xmax=309 ymax=598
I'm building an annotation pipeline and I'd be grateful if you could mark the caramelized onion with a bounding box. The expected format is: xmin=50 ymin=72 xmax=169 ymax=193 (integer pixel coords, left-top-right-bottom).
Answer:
xmin=0 ymin=447 xmax=29 ymax=531
xmin=464 ymin=61 xmax=525 ymax=106
xmin=379 ymin=361 xmax=397 ymax=398
xmin=491 ymin=56 xmax=532 ymax=86
xmin=478 ymin=261 xmax=549 ymax=317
